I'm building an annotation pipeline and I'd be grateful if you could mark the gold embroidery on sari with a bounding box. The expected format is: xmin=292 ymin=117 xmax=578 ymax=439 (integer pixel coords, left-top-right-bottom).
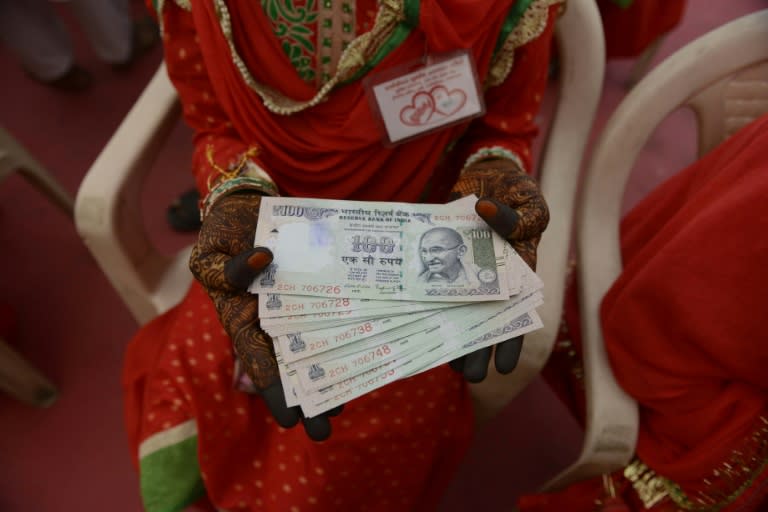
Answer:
xmin=211 ymin=0 xmax=405 ymax=115
xmin=624 ymin=461 xmax=673 ymax=509
xmin=487 ymin=0 xmax=563 ymax=87
xmin=161 ymin=0 xmax=563 ymax=112
xmin=625 ymin=416 xmax=768 ymax=511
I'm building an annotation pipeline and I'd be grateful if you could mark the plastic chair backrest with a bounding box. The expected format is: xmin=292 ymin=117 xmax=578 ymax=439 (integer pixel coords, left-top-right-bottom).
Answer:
xmin=544 ymin=9 xmax=768 ymax=490
xmin=76 ymin=65 xmax=189 ymax=325
xmin=469 ymin=0 xmax=605 ymax=424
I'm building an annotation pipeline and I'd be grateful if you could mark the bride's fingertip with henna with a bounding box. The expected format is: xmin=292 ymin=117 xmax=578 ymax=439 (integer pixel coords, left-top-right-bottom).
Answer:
xmin=247 ymin=249 xmax=273 ymax=270
xmin=475 ymin=199 xmax=498 ymax=218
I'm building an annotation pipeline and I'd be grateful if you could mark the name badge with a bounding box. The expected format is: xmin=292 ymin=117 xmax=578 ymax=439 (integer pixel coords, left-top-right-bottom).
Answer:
xmin=364 ymin=50 xmax=485 ymax=146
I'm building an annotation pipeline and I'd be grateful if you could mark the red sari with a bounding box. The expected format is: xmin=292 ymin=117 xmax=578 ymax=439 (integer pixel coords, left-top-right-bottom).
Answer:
xmin=520 ymin=114 xmax=768 ymax=511
xmin=160 ymin=0 xmax=556 ymax=200
xmin=125 ymin=1 xmax=558 ymax=510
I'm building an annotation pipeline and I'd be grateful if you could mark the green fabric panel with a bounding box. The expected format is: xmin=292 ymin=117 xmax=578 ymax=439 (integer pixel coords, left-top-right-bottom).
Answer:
xmin=610 ymin=0 xmax=634 ymax=8
xmin=140 ymin=436 xmax=207 ymax=512
xmin=341 ymin=0 xmax=420 ymax=84
xmin=493 ymin=0 xmax=536 ymax=55
xmin=403 ymin=0 xmax=420 ymax=29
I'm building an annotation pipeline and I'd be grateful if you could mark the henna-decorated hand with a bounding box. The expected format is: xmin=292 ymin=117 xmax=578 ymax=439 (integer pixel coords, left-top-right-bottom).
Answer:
xmin=189 ymin=191 xmax=342 ymax=441
xmin=448 ymin=158 xmax=549 ymax=382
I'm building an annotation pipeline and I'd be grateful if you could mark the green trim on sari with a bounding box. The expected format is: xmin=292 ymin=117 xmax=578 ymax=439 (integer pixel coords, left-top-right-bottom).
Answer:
xmin=610 ymin=0 xmax=634 ymax=8
xmin=403 ymin=0 xmax=420 ymax=28
xmin=341 ymin=0 xmax=420 ymax=84
xmin=140 ymin=432 xmax=205 ymax=512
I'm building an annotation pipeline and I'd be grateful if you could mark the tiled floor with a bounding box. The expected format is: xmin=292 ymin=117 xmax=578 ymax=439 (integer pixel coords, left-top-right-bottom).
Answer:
xmin=0 ymin=2 xmax=763 ymax=510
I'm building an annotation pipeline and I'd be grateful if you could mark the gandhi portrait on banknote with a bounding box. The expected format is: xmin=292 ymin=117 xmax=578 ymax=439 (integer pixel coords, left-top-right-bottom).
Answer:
xmin=417 ymin=227 xmax=483 ymax=287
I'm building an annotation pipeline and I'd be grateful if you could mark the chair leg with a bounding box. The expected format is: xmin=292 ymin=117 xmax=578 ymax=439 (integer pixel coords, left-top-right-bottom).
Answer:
xmin=0 ymin=125 xmax=74 ymax=219
xmin=17 ymin=164 xmax=75 ymax=218
xmin=0 ymin=336 xmax=58 ymax=407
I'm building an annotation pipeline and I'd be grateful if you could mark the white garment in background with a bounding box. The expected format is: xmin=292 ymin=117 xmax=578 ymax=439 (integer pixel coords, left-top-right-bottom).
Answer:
xmin=0 ymin=0 xmax=132 ymax=80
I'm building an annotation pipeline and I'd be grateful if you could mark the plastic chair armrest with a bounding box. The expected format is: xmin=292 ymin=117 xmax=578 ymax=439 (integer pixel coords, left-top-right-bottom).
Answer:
xmin=469 ymin=0 xmax=605 ymax=424
xmin=75 ymin=64 xmax=187 ymax=325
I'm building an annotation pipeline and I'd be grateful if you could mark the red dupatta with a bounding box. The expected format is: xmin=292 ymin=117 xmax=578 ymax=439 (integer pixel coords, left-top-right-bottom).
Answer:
xmin=601 ymin=114 xmax=768 ymax=496
xmin=517 ymin=114 xmax=768 ymax=512
xmin=189 ymin=0 xmax=520 ymax=202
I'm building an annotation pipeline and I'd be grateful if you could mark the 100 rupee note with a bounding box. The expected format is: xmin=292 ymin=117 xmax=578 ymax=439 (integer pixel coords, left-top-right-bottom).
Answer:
xmin=250 ymin=197 xmax=511 ymax=301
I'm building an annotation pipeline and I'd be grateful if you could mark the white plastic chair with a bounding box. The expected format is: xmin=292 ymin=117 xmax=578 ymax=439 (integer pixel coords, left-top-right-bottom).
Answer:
xmin=75 ymin=67 xmax=189 ymax=325
xmin=544 ymin=9 xmax=768 ymax=490
xmin=469 ymin=0 xmax=605 ymax=424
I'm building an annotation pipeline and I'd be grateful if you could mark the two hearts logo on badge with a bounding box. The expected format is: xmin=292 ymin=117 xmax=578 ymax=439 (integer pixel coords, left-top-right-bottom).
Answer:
xmin=399 ymin=85 xmax=468 ymax=127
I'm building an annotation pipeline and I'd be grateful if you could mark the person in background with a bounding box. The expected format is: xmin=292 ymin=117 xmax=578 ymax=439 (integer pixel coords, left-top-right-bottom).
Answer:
xmin=518 ymin=112 xmax=768 ymax=511
xmin=0 ymin=0 xmax=158 ymax=91
xmin=546 ymin=0 xmax=686 ymax=83
xmin=123 ymin=0 xmax=559 ymax=510
xmin=597 ymin=0 xmax=687 ymax=59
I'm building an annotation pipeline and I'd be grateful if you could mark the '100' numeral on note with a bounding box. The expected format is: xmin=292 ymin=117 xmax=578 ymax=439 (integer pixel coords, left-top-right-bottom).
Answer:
xmin=350 ymin=235 xmax=397 ymax=253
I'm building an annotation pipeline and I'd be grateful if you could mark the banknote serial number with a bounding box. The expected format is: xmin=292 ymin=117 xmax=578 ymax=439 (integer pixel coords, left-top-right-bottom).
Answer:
xmin=352 ymin=345 xmax=392 ymax=367
xmin=360 ymin=369 xmax=396 ymax=389
xmin=319 ymin=344 xmax=392 ymax=381
xmin=311 ymin=298 xmax=351 ymax=310
xmin=334 ymin=322 xmax=374 ymax=343
xmin=297 ymin=284 xmax=342 ymax=295
xmin=278 ymin=300 xmax=351 ymax=312
xmin=327 ymin=364 xmax=349 ymax=379
xmin=309 ymin=339 xmax=330 ymax=351
xmin=333 ymin=361 xmax=394 ymax=392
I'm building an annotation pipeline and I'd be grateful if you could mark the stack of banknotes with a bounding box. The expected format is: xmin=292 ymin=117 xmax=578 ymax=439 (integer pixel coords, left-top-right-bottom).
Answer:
xmin=249 ymin=195 xmax=544 ymax=417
